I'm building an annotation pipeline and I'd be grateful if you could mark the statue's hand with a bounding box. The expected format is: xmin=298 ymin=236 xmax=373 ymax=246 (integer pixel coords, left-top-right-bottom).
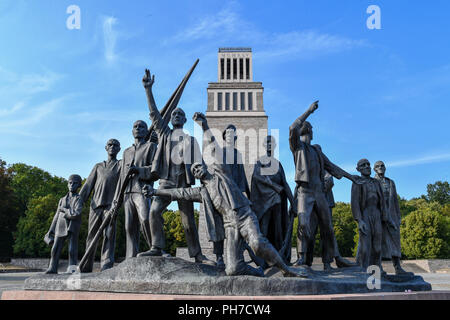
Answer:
xmin=193 ymin=112 xmax=207 ymax=125
xmin=150 ymin=131 xmax=158 ymax=144
xmin=289 ymin=206 xmax=298 ymax=218
xmin=142 ymin=184 xmax=155 ymax=198
xmin=127 ymin=165 xmax=139 ymax=176
xmin=387 ymin=218 xmax=398 ymax=231
xmin=43 ymin=232 xmax=54 ymax=246
xmin=358 ymin=221 xmax=368 ymax=235
xmin=64 ymin=211 xmax=75 ymax=220
xmin=142 ymin=69 xmax=155 ymax=89
xmin=308 ymin=100 xmax=319 ymax=113
xmin=299 ymin=215 xmax=311 ymax=239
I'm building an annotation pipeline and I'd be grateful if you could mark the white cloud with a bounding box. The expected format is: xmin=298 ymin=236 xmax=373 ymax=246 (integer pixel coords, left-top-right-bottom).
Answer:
xmin=341 ymin=152 xmax=450 ymax=173
xmin=102 ymin=16 xmax=118 ymax=63
xmin=0 ymin=101 xmax=25 ymax=117
xmin=257 ymin=30 xmax=367 ymax=60
xmin=166 ymin=4 xmax=365 ymax=60
xmin=0 ymin=67 xmax=63 ymax=97
xmin=0 ymin=97 xmax=67 ymax=129
xmin=387 ymin=153 xmax=450 ymax=168
xmin=170 ymin=6 xmax=246 ymax=43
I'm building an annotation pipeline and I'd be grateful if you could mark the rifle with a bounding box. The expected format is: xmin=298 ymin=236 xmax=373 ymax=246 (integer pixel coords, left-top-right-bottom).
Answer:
xmin=145 ymin=59 xmax=199 ymax=141
xmin=78 ymin=169 xmax=134 ymax=272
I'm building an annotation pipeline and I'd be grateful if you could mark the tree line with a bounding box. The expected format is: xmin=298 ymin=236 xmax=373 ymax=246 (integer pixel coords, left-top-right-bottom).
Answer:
xmin=0 ymin=157 xmax=448 ymax=261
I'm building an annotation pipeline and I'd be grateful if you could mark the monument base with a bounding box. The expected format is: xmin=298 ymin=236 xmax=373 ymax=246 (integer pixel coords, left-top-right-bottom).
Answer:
xmin=23 ymin=256 xmax=431 ymax=296
xmin=3 ymin=290 xmax=449 ymax=300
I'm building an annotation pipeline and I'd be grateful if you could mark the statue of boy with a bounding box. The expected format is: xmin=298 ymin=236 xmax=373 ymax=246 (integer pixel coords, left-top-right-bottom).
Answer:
xmin=44 ymin=174 xmax=83 ymax=274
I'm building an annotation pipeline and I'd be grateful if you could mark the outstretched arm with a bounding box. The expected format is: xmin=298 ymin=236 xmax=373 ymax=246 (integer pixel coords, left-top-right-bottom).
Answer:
xmin=321 ymin=152 xmax=363 ymax=184
xmin=289 ymin=100 xmax=318 ymax=151
xmin=143 ymin=69 xmax=164 ymax=133
xmin=193 ymin=112 xmax=222 ymax=164
xmin=193 ymin=112 xmax=216 ymax=143
xmin=142 ymin=184 xmax=203 ymax=203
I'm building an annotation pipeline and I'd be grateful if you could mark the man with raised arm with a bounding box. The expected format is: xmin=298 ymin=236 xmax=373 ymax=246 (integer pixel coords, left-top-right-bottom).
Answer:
xmin=290 ymin=101 xmax=362 ymax=271
xmin=140 ymin=69 xmax=213 ymax=265
xmin=142 ymin=163 xmax=308 ymax=278
xmin=195 ymin=112 xmax=251 ymax=268
xmin=79 ymin=139 xmax=121 ymax=272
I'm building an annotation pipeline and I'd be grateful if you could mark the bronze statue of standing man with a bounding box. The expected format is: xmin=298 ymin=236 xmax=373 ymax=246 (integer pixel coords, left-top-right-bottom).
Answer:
xmin=79 ymin=139 xmax=121 ymax=272
xmin=251 ymin=135 xmax=295 ymax=265
xmin=140 ymin=69 xmax=212 ymax=265
xmin=118 ymin=120 xmax=157 ymax=258
xmin=374 ymin=161 xmax=409 ymax=275
xmin=289 ymin=101 xmax=361 ymax=271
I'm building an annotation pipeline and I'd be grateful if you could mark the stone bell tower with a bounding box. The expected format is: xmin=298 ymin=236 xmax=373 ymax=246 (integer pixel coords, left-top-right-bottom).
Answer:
xmin=205 ymin=47 xmax=268 ymax=176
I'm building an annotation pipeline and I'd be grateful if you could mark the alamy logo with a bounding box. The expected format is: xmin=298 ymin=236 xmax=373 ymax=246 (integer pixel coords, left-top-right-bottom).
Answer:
xmin=366 ymin=265 xmax=381 ymax=290
xmin=366 ymin=5 xmax=381 ymax=30
xmin=65 ymin=265 xmax=81 ymax=290
xmin=66 ymin=5 xmax=81 ymax=30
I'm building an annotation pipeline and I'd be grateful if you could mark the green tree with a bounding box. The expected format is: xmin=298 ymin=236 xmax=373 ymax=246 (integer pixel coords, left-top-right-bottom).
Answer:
xmin=13 ymin=194 xmax=61 ymax=257
xmin=161 ymin=210 xmax=199 ymax=256
xmin=425 ymin=181 xmax=450 ymax=205
xmin=332 ymin=202 xmax=357 ymax=257
xmin=9 ymin=163 xmax=67 ymax=215
xmin=399 ymin=197 xmax=427 ymax=217
xmin=0 ymin=158 xmax=20 ymax=260
xmin=291 ymin=203 xmax=357 ymax=258
xmin=400 ymin=201 xmax=450 ymax=259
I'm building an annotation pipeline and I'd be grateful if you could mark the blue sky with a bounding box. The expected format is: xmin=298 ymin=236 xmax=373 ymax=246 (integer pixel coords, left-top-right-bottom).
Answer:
xmin=0 ymin=0 xmax=449 ymax=203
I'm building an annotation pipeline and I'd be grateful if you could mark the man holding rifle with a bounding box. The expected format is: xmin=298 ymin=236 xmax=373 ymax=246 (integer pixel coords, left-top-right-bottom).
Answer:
xmin=78 ymin=139 xmax=122 ymax=272
xmin=139 ymin=69 xmax=213 ymax=265
xmin=117 ymin=120 xmax=157 ymax=258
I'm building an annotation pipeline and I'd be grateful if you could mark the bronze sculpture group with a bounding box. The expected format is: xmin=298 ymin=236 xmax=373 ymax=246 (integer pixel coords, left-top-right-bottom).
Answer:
xmin=44 ymin=62 xmax=409 ymax=279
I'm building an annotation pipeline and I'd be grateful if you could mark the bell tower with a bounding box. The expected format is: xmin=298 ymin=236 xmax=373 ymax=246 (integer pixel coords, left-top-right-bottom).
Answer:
xmin=206 ymin=47 xmax=268 ymax=170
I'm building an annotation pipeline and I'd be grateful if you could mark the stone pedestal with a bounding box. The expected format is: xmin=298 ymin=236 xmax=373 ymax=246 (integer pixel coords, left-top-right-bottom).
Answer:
xmin=24 ymin=256 xmax=432 ymax=296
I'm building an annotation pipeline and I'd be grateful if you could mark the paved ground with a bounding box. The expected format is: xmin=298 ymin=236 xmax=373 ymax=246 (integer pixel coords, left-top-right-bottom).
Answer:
xmin=0 ymin=272 xmax=37 ymax=296
xmin=1 ymin=271 xmax=450 ymax=298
